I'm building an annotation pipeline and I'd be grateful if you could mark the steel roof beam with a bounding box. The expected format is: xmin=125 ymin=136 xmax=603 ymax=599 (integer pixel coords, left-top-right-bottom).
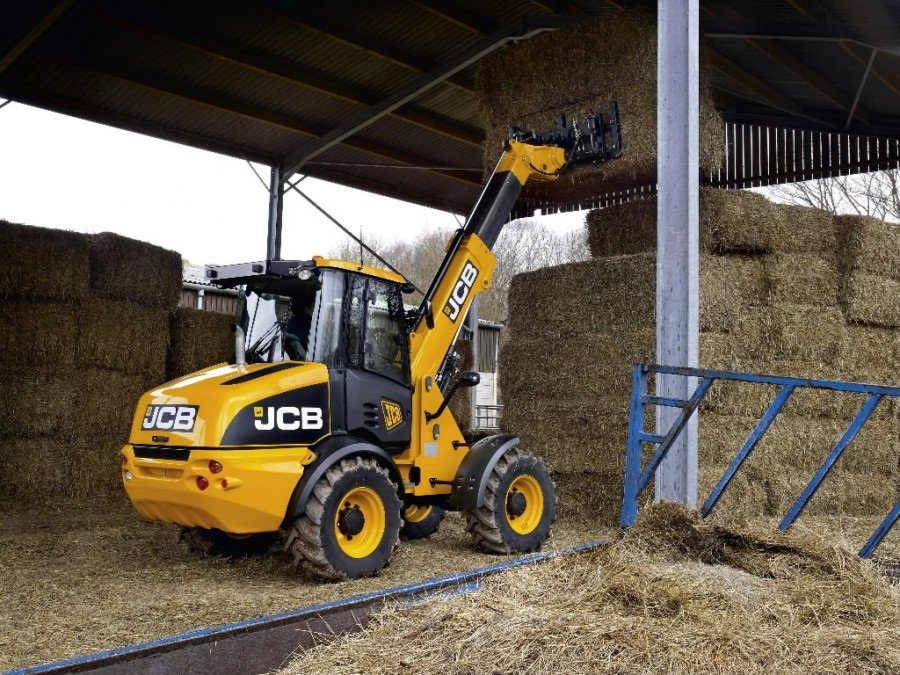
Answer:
xmin=744 ymin=39 xmax=873 ymax=125
xmin=84 ymin=8 xmax=484 ymax=147
xmin=410 ymin=0 xmax=499 ymax=34
xmin=0 ymin=0 xmax=73 ymax=75
xmin=43 ymin=55 xmax=480 ymax=187
xmin=283 ymin=14 xmax=582 ymax=177
xmin=252 ymin=1 xmax=475 ymax=94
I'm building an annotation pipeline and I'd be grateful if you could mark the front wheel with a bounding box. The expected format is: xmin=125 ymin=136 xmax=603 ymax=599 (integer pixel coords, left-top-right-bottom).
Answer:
xmin=283 ymin=457 xmax=401 ymax=581
xmin=464 ymin=448 xmax=556 ymax=554
xmin=400 ymin=504 xmax=446 ymax=540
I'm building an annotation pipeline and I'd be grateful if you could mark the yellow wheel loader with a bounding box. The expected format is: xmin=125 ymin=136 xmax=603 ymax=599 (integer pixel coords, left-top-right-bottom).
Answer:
xmin=121 ymin=107 xmax=623 ymax=580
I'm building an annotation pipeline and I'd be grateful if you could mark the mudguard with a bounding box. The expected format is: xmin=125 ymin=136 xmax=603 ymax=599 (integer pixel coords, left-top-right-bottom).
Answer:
xmin=449 ymin=434 xmax=520 ymax=510
xmin=283 ymin=435 xmax=403 ymax=523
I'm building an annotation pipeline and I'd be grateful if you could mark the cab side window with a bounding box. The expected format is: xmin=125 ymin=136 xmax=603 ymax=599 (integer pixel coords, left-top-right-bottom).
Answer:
xmin=363 ymin=280 xmax=409 ymax=385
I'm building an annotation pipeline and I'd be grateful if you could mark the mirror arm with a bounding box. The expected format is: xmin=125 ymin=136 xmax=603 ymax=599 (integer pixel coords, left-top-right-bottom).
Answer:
xmin=233 ymin=324 xmax=247 ymax=366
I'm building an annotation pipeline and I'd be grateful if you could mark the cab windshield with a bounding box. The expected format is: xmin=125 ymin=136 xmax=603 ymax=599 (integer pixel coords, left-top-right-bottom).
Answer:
xmin=239 ymin=269 xmax=345 ymax=365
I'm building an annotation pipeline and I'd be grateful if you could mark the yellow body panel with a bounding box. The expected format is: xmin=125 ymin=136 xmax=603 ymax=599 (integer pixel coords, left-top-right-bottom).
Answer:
xmin=122 ymin=361 xmax=328 ymax=532
xmin=122 ymin=446 xmax=315 ymax=533
xmin=312 ymin=256 xmax=406 ymax=284
xmin=128 ymin=362 xmax=330 ymax=448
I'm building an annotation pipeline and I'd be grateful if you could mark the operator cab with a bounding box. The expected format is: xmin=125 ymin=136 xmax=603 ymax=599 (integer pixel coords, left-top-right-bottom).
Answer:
xmin=208 ymin=257 xmax=413 ymax=450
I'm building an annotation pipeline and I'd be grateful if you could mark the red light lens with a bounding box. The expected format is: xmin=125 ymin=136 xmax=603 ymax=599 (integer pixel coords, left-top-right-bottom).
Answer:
xmin=221 ymin=479 xmax=229 ymax=489
xmin=208 ymin=460 xmax=223 ymax=474
xmin=196 ymin=476 xmax=209 ymax=490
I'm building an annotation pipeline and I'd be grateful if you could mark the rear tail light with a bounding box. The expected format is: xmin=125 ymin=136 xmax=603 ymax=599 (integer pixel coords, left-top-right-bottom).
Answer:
xmin=196 ymin=476 xmax=209 ymax=490
xmin=208 ymin=460 xmax=223 ymax=474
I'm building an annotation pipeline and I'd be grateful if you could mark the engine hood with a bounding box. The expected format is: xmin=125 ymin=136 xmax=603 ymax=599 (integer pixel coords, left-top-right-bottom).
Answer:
xmin=128 ymin=361 xmax=331 ymax=448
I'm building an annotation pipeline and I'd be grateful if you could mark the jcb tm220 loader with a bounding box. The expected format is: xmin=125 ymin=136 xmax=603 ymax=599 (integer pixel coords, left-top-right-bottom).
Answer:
xmin=121 ymin=107 xmax=623 ymax=580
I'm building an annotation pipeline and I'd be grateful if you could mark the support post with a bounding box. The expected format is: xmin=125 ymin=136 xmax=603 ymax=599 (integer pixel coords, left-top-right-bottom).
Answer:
xmin=655 ymin=0 xmax=701 ymax=506
xmin=266 ymin=166 xmax=283 ymax=260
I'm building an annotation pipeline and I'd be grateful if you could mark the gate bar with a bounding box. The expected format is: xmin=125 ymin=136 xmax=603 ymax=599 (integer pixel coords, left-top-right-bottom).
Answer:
xmin=702 ymin=384 xmax=795 ymax=516
xmin=778 ymin=393 xmax=883 ymax=531
xmin=860 ymin=504 xmax=900 ymax=559
xmin=638 ymin=378 xmax=713 ymax=492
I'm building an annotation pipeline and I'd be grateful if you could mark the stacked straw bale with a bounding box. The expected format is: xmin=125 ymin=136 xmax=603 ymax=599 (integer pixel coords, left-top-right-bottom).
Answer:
xmin=167 ymin=307 xmax=233 ymax=380
xmin=448 ymin=339 xmax=475 ymax=435
xmin=0 ymin=221 xmax=180 ymax=507
xmin=475 ymin=8 xmax=724 ymax=202
xmin=500 ymin=192 xmax=899 ymax=525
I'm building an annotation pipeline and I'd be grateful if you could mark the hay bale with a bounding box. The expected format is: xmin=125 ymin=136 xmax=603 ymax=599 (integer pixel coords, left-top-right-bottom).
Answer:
xmin=700 ymin=413 xmax=899 ymax=477
xmin=0 ymin=300 xmax=78 ymax=369
xmin=586 ymin=190 xmax=838 ymax=256
xmin=88 ymin=232 xmax=182 ymax=309
xmin=0 ymin=221 xmax=90 ymax=301
xmin=841 ymin=272 xmax=900 ymax=328
xmin=499 ymin=332 xmax=654 ymax=403
xmin=839 ymin=324 xmax=900 ymax=380
xmin=553 ymin=471 xmax=624 ymax=524
xmin=70 ymin=432 xmax=127 ymax=500
xmin=699 ymin=255 xmax=767 ymax=332
xmin=501 ymin=399 xmax=632 ymax=474
xmin=76 ymin=298 xmax=168 ymax=376
xmin=476 ymin=8 xmax=723 ymax=200
xmin=72 ymin=369 xmax=156 ymax=439
xmin=0 ymin=437 xmax=72 ymax=504
xmin=836 ymin=214 xmax=900 ymax=279
xmin=506 ymin=254 xmax=655 ymax=337
xmin=764 ymin=254 xmax=839 ymax=307
xmin=732 ymin=305 xmax=847 ymax=363
xmin=448 ymin=339 xmax=474 ymax=434
xmin=167 ymin=307 xmax=234 ymax=380
xmin=0 ymin=373 xmax=75 ymax=437
xmin=701 ymin=359 xmax=899 ymax=421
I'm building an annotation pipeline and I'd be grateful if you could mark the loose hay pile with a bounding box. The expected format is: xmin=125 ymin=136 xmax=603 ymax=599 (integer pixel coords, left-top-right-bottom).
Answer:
xmin=0 ymin=221 xmax=183 ymax=506
xmin=475 ymin=8 xmax=724 ymax=202
xmin=501 ymin=191 xmax=900 ymax=525
xmin=281 ymin=503 xmax=900 ymax=675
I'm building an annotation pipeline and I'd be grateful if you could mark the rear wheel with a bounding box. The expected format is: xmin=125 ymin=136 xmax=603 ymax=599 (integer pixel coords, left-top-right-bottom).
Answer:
xmin=179 ymin=527 xmax=277 ymax=558
xmin=283 ymin=457 xmax=401 ymax=581
xmin=464 ymin=448 xmax=556 ymax=554
xmin=400 ymin=504 xmax=446 ymax=540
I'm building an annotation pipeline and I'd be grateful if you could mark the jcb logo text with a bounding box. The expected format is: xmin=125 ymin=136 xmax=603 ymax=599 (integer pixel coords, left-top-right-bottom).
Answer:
xmin=443 ymin=261 xmax=479 ymax=322
xmin=143 ymin=405 xmax=198 ymax=432
xmin=254 ymin=406 xmax=324 ymax=431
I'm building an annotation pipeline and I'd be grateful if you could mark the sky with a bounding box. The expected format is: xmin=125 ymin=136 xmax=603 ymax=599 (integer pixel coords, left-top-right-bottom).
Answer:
xmin=0 ymin=102 xmax=585 ymax=266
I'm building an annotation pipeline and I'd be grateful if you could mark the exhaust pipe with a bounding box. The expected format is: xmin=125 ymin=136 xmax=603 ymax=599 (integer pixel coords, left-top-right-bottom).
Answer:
xmin=234 ymin=324 xmax=247 ymax=366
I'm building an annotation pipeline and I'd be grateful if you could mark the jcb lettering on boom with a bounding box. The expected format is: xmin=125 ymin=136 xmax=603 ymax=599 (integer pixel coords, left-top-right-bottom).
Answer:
xmin=443 ymin=261 xmax=479 ymax=322
xmin=254 ymin=406 xmax=323 ymax=431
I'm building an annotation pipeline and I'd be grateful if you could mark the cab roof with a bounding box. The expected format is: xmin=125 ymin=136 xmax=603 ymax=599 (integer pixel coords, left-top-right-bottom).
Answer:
xmin=206 ymin=257 xmax=406 ymax=288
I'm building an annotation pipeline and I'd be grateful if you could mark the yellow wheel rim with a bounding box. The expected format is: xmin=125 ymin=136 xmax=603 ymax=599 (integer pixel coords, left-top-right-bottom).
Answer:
xmin=334 ymin=486 xmax=386 ymax=559
xmin=404 ymin=504 xmax=433 ymax=524
xmin=505 ymin=474 xmax=544 ymax=535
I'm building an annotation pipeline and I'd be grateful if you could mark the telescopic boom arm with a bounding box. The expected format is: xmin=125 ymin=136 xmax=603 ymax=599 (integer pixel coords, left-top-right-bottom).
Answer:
xmin=408 ymin=103 xmax=623 ymax=383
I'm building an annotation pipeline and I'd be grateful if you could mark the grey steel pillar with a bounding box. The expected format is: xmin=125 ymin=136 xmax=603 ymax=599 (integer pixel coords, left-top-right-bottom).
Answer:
xmin=655 ymin=0 xmax=700 ymax=506
xmin=266 ymin=166 xmax=284 ymax=260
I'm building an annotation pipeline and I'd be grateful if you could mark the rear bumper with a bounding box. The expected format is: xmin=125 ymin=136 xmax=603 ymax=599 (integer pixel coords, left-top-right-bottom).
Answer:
xmin=120 ymin=445 xmax=315 ymax=533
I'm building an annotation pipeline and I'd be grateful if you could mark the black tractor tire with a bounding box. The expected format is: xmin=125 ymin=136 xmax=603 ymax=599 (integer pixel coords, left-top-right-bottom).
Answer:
xmin=179 ymin=527 xmax=278 ymax=558
xmin=464 ymin=447 xmax=556 ymax=554
xmin=400 ymin=504 xmax=446 ymax=540
xmin=283 ymin=456 xmax=401 ymax=581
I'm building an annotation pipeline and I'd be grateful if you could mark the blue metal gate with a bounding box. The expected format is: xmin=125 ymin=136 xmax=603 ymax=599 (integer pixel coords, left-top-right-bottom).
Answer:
xmin=621 ymin=363 xmax=900 ymax=559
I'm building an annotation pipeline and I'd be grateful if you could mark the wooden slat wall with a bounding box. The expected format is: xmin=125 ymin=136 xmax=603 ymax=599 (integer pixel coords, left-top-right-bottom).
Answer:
xmin=520 ymin=122 xmax=900 ymax=216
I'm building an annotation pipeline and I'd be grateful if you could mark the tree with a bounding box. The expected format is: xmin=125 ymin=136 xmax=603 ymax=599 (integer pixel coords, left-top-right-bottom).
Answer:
xmin=765 ymin=169 xmax=900 ymax=222
xmin=328 ymin=218 xmax=588 ymax=322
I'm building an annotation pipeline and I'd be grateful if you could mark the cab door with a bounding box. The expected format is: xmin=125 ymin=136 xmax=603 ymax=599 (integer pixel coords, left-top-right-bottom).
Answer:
xmin=342 ymin=275 xmax=412 ymax=451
